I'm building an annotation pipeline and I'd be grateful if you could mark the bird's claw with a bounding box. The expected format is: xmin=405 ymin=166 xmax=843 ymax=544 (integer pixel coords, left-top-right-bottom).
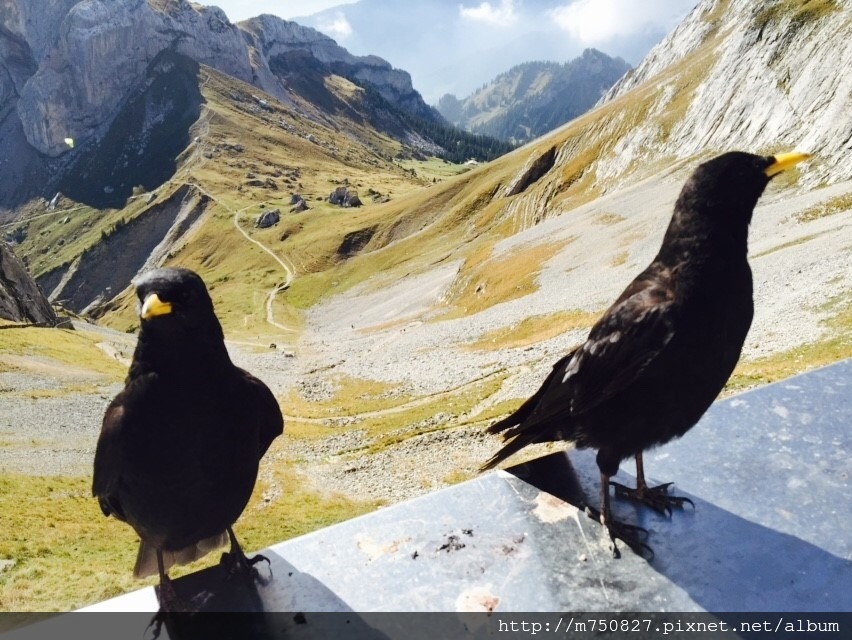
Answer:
xmin=246 ymin=553 xmax=272 ymax=585
xmin=611 ymin=480 xmax=694 ymax=517
xmin=220 ymin=550 xmax=272 ymax=586
xmin=146 ymin=613 xmax=166 ymax=640
xmin=247 ymin=552 xmax=271 ymax=568
xmin=584 ymin=506 xmax=653 ymax=560
xmin=154 ymin=577 xmax=195 ymax=613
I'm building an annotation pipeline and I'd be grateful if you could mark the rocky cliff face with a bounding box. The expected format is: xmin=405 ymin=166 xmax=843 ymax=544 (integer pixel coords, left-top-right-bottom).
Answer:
xmin=13 ymin=0 xmax=250 ymax=157
xmin=4 ymin=0 xmax=434 ymax=158
xmin=241 ymin=15 xmax=432 ymax=119
xmin=0 ymin=242 xmax=58 ymax=325
xmin=1 ymin=0 xmax=80 ymax=64
xmin=437 ymin=49 xmax=631 ymax=143
xmin=594 ymin=0 xmax=852 ymax=187
xmin=0 ymin=0 xmax=79 ymax=119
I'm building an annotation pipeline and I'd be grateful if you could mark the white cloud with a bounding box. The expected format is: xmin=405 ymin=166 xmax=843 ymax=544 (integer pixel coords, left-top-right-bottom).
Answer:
xmin=203 ymin=1 xmax=359 ymax=23
xmin=317 ymin=12 xmax=353 ymax=40
xmin=459 ymin=0 xmax=518 ymax=27
xmin=550 ymin=0 xmax=689 ymax=44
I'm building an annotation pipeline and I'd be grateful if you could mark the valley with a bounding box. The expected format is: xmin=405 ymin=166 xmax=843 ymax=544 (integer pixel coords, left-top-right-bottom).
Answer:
xmin=1 ymin=0 xmax=851 ymax=612
xmin=2 ymin=148 xmax=849 ymax=608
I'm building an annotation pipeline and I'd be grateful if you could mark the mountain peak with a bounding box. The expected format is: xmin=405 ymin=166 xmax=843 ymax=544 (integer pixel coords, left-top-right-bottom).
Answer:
xmin=436 ymin=50 xmax=631 ymax=144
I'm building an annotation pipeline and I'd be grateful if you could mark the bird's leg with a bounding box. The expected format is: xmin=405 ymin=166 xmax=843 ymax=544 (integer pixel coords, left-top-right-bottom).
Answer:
xmin=611 ymin=453 xmax=694 ymax=516
xmin=585 ymin=473 xmax=652 ymax=559
xmin=154 ymin=549 xmax=192 ymax=613
xmin=219 ymin=526 xmax=271 ymax=584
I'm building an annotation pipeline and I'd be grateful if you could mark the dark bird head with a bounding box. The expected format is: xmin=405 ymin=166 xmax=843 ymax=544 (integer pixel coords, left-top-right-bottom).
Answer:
xmin=130 ymin=268 xmax=228 ymax=374
xmin=665 ymin=151 xmax=811 ymax=254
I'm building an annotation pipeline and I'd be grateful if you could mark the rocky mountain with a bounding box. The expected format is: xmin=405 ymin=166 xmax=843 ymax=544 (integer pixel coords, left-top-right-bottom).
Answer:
xmin=2 ymin=0 xmax=511 ymax=215
xmin=436 ymin=49 xmax=631 ymax=143
xmin=2 ymin=0 xmax=849 ymax=336
xmin=260 ymin=0 xmax=851 ymax=464
xmin=4 ymin=0 xmax=436 ymax=158
xmin=0 ymin=242 xmax=58 ymax=325
xmin=274 ymin=0 xmax=852 ymax=386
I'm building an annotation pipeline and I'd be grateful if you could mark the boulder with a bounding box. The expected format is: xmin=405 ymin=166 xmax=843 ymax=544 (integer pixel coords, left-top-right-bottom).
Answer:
xmin=255 ymin=209 xmax=280 ymax=228
xmin=329 ymin=186 xmax=362 ymax=208
xmin=344 ymin=193 xmax=362 ymax=207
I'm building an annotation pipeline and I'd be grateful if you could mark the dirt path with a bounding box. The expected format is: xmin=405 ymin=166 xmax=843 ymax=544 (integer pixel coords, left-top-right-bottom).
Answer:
xmin=189 ymin=184 xmax=298 ymax=334
xmin=230 ymin=202 xmax=297 ymax=333
xmin=188 ymin=80 xmax=298 ymax=336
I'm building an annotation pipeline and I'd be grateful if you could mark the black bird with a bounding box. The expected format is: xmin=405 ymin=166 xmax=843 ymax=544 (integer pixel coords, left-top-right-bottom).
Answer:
xmin=482 ymin=151 xmax=811 ymax=557
xmin=93 ymin=267 xmax=284 ymax=609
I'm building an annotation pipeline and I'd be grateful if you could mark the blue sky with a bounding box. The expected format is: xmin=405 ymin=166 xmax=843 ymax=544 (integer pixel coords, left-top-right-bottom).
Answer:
xmin=201 ymin=1 xmax=699 ymax=102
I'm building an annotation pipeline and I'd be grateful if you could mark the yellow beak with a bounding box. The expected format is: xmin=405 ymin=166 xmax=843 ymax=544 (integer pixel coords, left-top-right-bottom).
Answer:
xmin=764 ymin=152 xmax=812 ymax=177
xmin=140 ymin=293 xmax=173 ymax=320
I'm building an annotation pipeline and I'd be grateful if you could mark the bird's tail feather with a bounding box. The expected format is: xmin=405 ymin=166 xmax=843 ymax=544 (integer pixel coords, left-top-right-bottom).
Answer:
xmin=486 ymin=405 xmax=530 ymax=435
xmin=481 ymin=427 xmax=545 ymax=472
xmin=133 ymin=531 xmax=229 ymax=578
xmin=486 ymin=385 xmax=549 ymax=437
xmin=482 ymin=353 xmax=576 ymax=471
xmin=487 ymin=353 xmax=573 ymax=436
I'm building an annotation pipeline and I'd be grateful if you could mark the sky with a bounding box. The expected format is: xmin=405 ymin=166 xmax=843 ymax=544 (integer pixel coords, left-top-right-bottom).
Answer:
xmin=202 ymin=0 xmax=699 ymax=103
xmin=206 ymin=1 xmax=358 ymax=21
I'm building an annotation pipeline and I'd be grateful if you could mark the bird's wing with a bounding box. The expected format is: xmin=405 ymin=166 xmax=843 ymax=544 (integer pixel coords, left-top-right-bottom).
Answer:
xmin=92 ymin=373 xmax=158 ymax=521
xmin=559 ymin=277 xmax=676 ymax=417
xmin=92 ymin=394 xmax=131 ymax=520
xmin=237 ymin=368 xmax=284 ymax=458
xmin=92 ymin=402 xmax=124 ymax=520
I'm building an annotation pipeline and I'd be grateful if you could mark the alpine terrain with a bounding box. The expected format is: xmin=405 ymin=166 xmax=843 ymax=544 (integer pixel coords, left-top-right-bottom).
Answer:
xmin=0 ymin=0 xmax=850 ymax=611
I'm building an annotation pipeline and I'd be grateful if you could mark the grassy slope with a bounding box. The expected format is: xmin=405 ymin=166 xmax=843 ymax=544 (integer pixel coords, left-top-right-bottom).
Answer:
xmin=0 ymin=66 xmax=479 ymax=611
xmin=0 ymin=462 xmax=380 ymax=611
xmin=0 ymin=327 xmax=125 ymax=380
xmin=90 ymin=67 xmax=459 ymax=340
xmin=0 ymin=326 xmax=381 ymax=611
xmin=5 ymin=22 xmax=732 ymax=337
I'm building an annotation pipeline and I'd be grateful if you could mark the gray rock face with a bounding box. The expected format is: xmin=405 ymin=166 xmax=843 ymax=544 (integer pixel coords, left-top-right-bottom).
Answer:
xmin=256 ymin=209 xmax=281 ymax=228
xmin=40 ymin=184 xmax=210 ymax=315
xmin=0 ymin=0 xmax=80 ymax=64
xmin=8 ymin=0 xmax=430 ymax=157
xmin=0 ymin=32 xmax=34 ymax=117
xmin=289 ymin=194 xmax=308 ymax=212
xmin=329 ymin=186 xmax=362 ymax=208
xmin=595 ymin=0 xmax=852 ymax=187
xmin=0 ymin=242 xmax=58 ymax=325
xmin=240 ymin=15 xmax=427 ymax=116
xmin=16 ymin=0 xmax=251 ymax=156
